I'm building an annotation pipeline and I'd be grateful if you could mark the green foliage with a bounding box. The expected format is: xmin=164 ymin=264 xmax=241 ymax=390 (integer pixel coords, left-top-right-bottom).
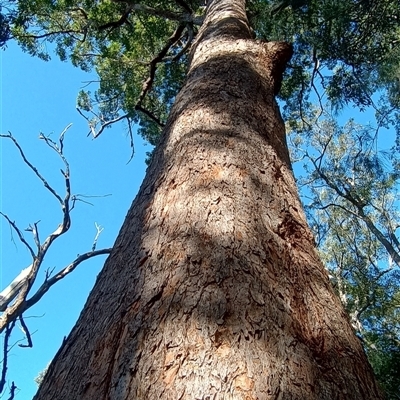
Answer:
xmin=0 ymin=3 xmax=12 ymax=47
xmin=367 ymin=312 xmax=400 ymax=399
xmin=7 ymin=0 xmax=400 ymax=144
xmin=8 ymin=0 xmax=202 ymax=142
xmin=248 ymin=0 xmax=400 ymax=139
xmin=364 ymin=287 xmax=400 ymax=399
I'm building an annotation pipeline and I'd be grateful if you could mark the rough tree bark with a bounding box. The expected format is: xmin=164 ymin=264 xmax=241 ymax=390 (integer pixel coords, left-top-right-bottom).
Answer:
xmin=34 ymin=0 xmax=382 ymax=399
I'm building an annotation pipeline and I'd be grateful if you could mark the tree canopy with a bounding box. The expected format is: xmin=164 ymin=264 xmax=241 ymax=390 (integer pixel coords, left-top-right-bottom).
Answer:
xmin=3 ymin=0 xmax=399 ymax=142
xmin=2 ymin=0 xmax=400 ymax=397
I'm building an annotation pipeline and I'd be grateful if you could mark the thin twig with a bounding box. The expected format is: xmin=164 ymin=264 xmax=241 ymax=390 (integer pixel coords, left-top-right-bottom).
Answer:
xmin=91 ymin=114 xmax=130 ymax=138
xmin=0 ymin=213 xmax=36 ymax=259
xmin=18 ymin=316 xmax=33 ymax=348
xmin=0 ymin=133 xmax=64 ymax=204
xmin=91 ymin=223 xmax=104 ymax=251
xmin=127 ymin=119 xmax=135 ymax=163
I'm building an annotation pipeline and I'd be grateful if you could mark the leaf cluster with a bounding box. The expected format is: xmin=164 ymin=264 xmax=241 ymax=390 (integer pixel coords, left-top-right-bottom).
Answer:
xmin=250 ymin=0 xmax=400 ymax=101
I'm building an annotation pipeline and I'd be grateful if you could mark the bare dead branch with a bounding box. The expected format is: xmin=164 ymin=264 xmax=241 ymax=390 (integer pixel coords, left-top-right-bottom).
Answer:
xmin=0 ymin=130 xmax=114 ymax=393
xmin=0 ymin=265 xmax=33 ymax=312
xmin=76 ymin=107 xmax=92 ymax=126
xmin=25 ymin=221 xmax=41 ymax=252
xmin=18 ymin=316 xmax=33 ymax=348
xmin=0 ymin=243 xmax=111 ymax=336
xmin=25 ymin=248 xmax=112 ymax=311
xmin=59 ymin=123 xmax=72 ymax=154
xmin=44 ymin=266 xmax=56 ymax=280
xmin=38 ymin=132 xmax=72 ymax=234
xmin=92 ymin=223 xmax=104 ymax=251
xmin=0 ymin=214 xmax=35 ymax=259
xmin=0 ymin=133 xmax=64 ymax=204
xmin=71 ymin=193 xmax=112 ymax=209
xmin=0 ymin=129 xmax=106 ymax=335
xmin=91 ymin=114 xmax=130 ymax=139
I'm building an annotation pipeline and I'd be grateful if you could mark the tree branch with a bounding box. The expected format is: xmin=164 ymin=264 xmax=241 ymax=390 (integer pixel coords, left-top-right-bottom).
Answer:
xmin=174 ymin=0 xmax=193 ymax=13
xmin=0 ymin=265 xmax=33 ymax=312
xmin=6 ymin=382 xmax=17 ymax=400
xmin=163 ymin=23 xmax=194 ymax=62
xmin=117 ymin=2 xmax=201 ymax=24
xmin=98 ymin=9 xmax=132 ymax=31
xmin=18 ymin=316 xmax=33 ymax=348
xmin=136 ymin=23 xmax=186 ymax=106
xmin=25 ymin=248 xmax=112 ymax=311
xmin=0 ymin=320 xmax=16 ymax=394
xmin=15 ymin=29 xmax=85 ymax=41
xmin=0 ymin=213 xmax=36 ymax=259
xmin=135 ymin=105 xmax=165 ymax=127
xmin=92 ymin=223 xmax=104 ymax=251
xmin=0 ymin=130 xmax=110 ymax=337
xmin=90 ymin=114 xmax=130 ymax=139
xmin=79 ymin=20 xmax=188 ymax=137
xmin=0 ymin=133 xmax=65 ymax=204
xmin=309 ymin=156 xmax=400 ymax=267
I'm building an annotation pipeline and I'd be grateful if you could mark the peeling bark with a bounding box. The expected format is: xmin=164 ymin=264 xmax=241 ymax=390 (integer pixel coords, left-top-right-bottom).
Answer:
xmin=34 ymin=0 xmax=382 ymax=399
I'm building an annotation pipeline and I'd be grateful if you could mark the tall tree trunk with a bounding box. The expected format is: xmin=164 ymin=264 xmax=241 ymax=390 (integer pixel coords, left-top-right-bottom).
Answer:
xmin=35 ymin=0 xmax=382 ymax=399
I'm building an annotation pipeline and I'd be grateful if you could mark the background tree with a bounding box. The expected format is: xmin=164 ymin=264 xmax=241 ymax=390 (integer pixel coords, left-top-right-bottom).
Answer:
xmin=289 ymin=115 xmax=400 ymax=398
xmin=1 ymin=0 xmax=400 ymax=398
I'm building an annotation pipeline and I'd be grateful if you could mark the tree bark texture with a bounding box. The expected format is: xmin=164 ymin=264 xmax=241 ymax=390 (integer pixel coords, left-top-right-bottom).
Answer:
xmin=34 ymin=0 xmax=382 ymax=399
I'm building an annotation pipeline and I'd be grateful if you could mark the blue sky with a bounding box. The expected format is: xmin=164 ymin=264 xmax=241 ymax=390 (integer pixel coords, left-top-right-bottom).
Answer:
xmin=1 ymin=42 xmax=148 ymax=399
